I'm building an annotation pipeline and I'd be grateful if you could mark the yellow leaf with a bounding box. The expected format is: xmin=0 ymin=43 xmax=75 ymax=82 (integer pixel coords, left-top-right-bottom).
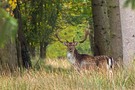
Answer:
xmin=6 ymin=8 xmax=10 ymax=12
xmin=9 ymin=0 xmax=12 ymax=4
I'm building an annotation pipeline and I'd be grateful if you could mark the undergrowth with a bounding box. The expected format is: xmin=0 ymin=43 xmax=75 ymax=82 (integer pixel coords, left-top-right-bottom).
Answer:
xmin=0 ymin=58 xmax=135 ymax=90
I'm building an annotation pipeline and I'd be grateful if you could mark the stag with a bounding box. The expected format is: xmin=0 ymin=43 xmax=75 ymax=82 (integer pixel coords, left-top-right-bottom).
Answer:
xmin=55 ymin=30 xmax=114 ymax=77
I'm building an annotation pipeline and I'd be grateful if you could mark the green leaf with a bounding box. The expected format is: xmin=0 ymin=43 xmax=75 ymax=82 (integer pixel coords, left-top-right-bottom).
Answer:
xmin=124 ymin=0 xmax=135 ymax=9
xmin=0 ymin=8 xmax=18 ymax=47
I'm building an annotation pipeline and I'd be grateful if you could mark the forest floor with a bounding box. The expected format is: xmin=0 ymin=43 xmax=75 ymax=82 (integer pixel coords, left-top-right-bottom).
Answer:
xmin=0 ymin=58 xmax=135 ymax=90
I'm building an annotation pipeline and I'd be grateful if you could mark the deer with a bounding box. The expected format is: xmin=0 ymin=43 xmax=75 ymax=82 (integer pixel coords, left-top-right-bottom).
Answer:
xmin=55 ymin=30 xmax=114 ymax=78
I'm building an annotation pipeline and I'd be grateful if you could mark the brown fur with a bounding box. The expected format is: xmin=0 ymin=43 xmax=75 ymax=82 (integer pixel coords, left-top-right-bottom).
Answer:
xmin=73 ymin=49 xmax=112 ymax=72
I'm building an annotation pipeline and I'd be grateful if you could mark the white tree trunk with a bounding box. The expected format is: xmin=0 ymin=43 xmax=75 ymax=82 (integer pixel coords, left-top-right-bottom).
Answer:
xmin=119 ymin=0 xmax=135 ymax=65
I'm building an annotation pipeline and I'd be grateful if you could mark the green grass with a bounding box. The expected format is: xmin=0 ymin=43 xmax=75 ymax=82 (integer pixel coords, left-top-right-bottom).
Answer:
xmin=0 ymin=59 xmax=135 ymax=90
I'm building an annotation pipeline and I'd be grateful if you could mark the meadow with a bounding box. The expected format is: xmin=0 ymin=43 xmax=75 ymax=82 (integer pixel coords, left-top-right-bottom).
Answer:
xmin=0 ymin=58 xmax=135 ymax=90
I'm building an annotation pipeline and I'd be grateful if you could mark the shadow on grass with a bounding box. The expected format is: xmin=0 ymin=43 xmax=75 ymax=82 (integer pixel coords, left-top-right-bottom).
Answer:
xmin=44 ymin=65 xmax=72 ymax=74
xmin=33 ymin=60 xmax=73 ymax=74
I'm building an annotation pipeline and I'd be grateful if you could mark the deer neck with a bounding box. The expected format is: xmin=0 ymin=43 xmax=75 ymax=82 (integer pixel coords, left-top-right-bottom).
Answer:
xmin=67 ymin=49 xmax=80 ymax=64
xmin=74 ymin=49 xmax=80 ymax=59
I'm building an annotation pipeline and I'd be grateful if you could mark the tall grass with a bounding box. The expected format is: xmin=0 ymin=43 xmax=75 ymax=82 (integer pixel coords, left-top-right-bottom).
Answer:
xmin=0 ymin=59 xmax=135 ymax=90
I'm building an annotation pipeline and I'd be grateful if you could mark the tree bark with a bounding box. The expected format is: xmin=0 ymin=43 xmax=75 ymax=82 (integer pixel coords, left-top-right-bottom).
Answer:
xmin=40 ymin=42 xmax=48 ymax=59
xmin=106 ymin=0 xmax=123 ymax=63
xmin=13 ymin=1 xmax=32 ymax=68
xmin=119 ymin=0 xmax=135 ymax=66
xmin=91 ymin=0 xmax=110 ymax=56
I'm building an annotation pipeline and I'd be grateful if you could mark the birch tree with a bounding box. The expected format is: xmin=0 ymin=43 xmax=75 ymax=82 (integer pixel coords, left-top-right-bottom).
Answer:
xmin=119 ymin=0 xmax=135 ymax=65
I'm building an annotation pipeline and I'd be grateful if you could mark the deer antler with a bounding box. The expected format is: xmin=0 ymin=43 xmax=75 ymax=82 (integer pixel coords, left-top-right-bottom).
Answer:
xmin=55 ymin=32 xmax=64 ymax=43
xmin=79 ymin=30 xmax=89 ymax=43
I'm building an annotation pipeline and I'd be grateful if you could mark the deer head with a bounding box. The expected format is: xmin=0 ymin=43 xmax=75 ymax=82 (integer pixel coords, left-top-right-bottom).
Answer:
xmin=55 ymin=30 xmax=89 ymax=53
xmin=63 ymin=41 xmax=78 ymax=53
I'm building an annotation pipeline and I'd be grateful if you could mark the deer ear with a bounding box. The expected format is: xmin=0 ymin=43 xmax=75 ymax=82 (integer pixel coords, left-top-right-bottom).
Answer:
xmin=75 ymin=42 xmax=78 ymax=45
xmin=63 ymin=42 xmax=67 ymax=46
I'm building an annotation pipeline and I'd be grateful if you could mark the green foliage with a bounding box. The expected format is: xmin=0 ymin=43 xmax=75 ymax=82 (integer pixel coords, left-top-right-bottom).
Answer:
xmin=47 ymin=0 xmax=92 ymax=58
xmin=58 ymin=0 xmax=92 ymax=26
xmin=21 ymin=0 xmax=62 ymax=48
xmin=124 ymin=0 xmax=135 ymax=9
xmin=47 ymin=24 xmax=91 ymax=58
xmin=0 ymin=8 xmax=18 ymax=47
xmin=18 ymin=0 xmax=92 ymax=58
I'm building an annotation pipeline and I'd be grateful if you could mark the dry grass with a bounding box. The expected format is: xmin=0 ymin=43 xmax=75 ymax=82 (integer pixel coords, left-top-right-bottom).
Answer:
xmin=0 ymin=59 xmax=135 ymax=90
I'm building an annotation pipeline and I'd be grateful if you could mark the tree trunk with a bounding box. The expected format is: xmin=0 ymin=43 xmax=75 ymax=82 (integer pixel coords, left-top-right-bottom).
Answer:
xmin=13 ymin=1 xmax=32 ymax=68
xmin=16 ymin=38 xmax=22 ymax=68
xmin=119 ymin=0 xmax=135 ymax=66
xmin=0 ymin=40 xmax=18 ymax=72
xmin=40 ymin=42 xmax=48 ymax=59
xmin=106 ymin=0 xmax=123 ymax=63
xmin=91 ymin=0 xmax=110 ymax=56
xmin=29 ymin=45 xmax=36 ymax=57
